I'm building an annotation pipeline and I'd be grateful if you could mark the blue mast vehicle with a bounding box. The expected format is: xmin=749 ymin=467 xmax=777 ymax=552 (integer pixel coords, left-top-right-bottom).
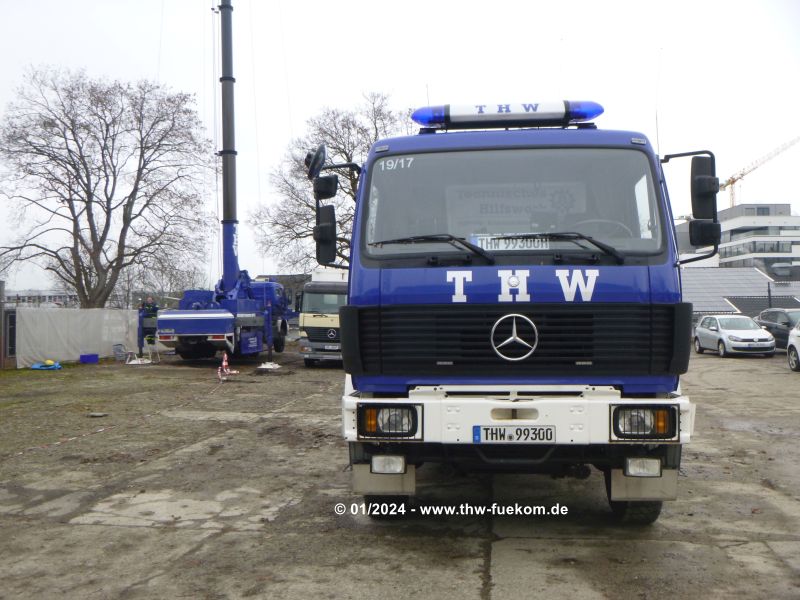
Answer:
xmin=138 ymin=0 xmax=288 ymax=361
xmin=307 ymin=101 xmax=721 ymax=524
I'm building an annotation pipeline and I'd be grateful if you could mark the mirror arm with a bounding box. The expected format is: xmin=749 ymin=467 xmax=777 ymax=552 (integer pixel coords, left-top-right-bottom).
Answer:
xmin=661 ymin=150 xmax=716 ymax=167
xmin=677 ymin=242 xmax=719 ymax=266
xmin=322 ymin=162 xmax=362 ymax=175
xmin=678 ymin=218 xmax=720 ymax=265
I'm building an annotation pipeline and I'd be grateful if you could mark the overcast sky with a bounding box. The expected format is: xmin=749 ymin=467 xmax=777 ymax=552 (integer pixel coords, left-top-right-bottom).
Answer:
xmin=1 ymin=0 xmax=799 ymax=290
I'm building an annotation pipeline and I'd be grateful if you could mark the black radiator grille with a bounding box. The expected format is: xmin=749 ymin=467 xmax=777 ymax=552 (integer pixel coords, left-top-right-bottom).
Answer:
xmin=305 ymin=327 xmax=340 ymax=343
xmin=353 ymin=304 xmax=679 ymax=376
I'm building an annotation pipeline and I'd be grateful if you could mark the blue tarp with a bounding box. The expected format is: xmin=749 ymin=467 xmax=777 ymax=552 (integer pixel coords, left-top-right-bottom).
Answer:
xmin=30 ymin=362 xmax=62 ymax=370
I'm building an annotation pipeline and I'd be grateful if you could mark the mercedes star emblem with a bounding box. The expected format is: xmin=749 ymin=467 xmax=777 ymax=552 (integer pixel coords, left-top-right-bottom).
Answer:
xmin=490 ymin=314 xmax=538 ymax=362
xmin=327 ymin=328 xmax=337 ymax=340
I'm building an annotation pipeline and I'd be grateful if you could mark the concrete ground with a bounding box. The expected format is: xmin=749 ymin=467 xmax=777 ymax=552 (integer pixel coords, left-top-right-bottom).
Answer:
xmin=0 ymin=344 xmax=799 ymax=599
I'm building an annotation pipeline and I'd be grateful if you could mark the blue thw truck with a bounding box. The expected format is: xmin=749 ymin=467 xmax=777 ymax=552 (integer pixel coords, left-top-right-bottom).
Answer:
xmin=308 ymin=101 xmax=721 ymax=524
xmin=152 ymin=276 xmax=288 ymax=360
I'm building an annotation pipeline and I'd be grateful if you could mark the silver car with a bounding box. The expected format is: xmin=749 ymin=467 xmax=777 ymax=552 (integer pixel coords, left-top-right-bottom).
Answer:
xmin=694 ymin=315 xmax=775 ymax=357
xmin=787 ymin=323 xmax=800 ymax=371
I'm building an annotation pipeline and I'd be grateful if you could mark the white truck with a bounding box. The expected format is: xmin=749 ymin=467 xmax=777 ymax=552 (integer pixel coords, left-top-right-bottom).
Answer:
xmin=298 ymin=269 xmax=348 ymax=367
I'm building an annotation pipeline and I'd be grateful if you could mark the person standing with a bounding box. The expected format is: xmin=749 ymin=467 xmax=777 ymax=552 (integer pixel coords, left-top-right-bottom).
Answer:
xmin=140 ymin=296 xmax=159 ymax=317
xmin=140 ymin=296 xmax=159 ymax=345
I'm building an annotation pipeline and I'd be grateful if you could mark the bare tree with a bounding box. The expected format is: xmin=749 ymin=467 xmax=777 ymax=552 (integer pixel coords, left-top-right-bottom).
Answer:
xmin=139 ymin=256 xmax=210 ymax=309
xmin=0 ymin=67 xmax=213 ymax=307
xmin=251 ymin=93 xmax=410 ymax=271
xmin=109 ymin=259 xmax=210 ymax=310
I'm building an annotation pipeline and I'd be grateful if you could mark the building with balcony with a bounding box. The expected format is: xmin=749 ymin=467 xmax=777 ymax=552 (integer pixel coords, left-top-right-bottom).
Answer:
xmin=677 ymin=203 xmax=800 ymax=279
xmin=2 ymin=289 xmax=81 ymax=308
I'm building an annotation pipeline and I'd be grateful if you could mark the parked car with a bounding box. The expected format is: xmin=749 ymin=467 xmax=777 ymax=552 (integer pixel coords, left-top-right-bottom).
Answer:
xmin=787 ymin=323 xmax=800 ymax=371
xmin=694 ymin=315 xmax=775 ymax=357
xmin=755 ymin=308 xmax=800 ymax=349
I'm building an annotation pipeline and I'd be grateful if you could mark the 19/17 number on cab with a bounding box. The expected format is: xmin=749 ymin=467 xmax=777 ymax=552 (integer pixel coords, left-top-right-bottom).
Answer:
xmin=379 ymin=157 xmax=414 ymax=171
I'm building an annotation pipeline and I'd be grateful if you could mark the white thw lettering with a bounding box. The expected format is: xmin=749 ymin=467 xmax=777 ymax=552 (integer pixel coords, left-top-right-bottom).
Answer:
xmin=498 ymin=270 xmax=530 ymax=302
xmin=555 ymin=269 xmax=599 ymax=302
xmin=447 ymin=271 xmax=472 ymax=303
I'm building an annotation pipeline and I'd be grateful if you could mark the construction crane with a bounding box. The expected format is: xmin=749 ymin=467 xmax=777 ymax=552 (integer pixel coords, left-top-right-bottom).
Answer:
xmin=137 ymin=0 xmax=290 ymax=361
xmin=720 ymin=135 xmax=800 ymax=208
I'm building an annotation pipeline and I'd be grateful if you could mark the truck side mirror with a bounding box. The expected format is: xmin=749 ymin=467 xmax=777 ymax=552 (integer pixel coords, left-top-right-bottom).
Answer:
xmin=314 ymin=204 xmax=337 ymax=264
xmin=305 ymin=144 xmax=327 ymax=180
xmin=666 ymin=150 xmax=721 ymax=265
xmin=690 ymin=156 xmax=719 ymax=220
xmin=313 ymin=174 xmax=339 ymax=200
xmin=689 ymin=219 xmax=721 ymax=247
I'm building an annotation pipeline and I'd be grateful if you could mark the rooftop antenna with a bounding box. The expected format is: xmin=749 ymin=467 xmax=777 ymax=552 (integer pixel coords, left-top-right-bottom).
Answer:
xmin=655 ymin=47 xmax=663 ymax=156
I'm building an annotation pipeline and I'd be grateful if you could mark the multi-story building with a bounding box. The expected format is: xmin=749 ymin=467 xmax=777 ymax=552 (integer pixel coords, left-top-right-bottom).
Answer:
xmin=2 ymin=289 xmax=80 ymax=307
xmin=677 ymin=203 xmax=800 ymax=279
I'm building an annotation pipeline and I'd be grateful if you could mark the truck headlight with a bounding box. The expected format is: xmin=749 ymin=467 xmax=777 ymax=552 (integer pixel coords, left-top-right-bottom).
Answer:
xmin=358 ymin=404 xmax=419 ymax=438
xmin=379 ymin=408 xmax=412 ymax=434
xmin=620 ymin=408 xmax=653 ymax=434
xmin=612 ymin=405 xmax=677 ymax=440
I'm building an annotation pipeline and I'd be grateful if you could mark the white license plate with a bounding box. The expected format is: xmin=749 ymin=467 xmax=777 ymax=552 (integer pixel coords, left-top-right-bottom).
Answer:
xmin=473 ymin=425 xmax=555 ymax=444
xmin=473 ymin=235 xmax=550 ymax=252
xmin=324 ymin=344 xmax=340 ymax=350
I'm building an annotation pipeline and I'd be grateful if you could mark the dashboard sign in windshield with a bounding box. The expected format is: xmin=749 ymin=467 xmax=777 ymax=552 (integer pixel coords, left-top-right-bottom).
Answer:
xmin=473 ymin=234 xmax=551 ymax=251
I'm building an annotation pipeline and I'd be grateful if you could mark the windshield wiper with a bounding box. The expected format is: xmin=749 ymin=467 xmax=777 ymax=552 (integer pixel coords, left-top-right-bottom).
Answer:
xmin=495 ymin=232 xmax=625 ymax=264
xmin=369 ymin=234 xmax=495 ymax=264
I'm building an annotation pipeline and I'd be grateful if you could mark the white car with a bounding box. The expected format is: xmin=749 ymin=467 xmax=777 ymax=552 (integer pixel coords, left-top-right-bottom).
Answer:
xmin=788 ymin=323 xmax=800 ymax=371
xmin=694 ymin=315 xmax=775 ymax=357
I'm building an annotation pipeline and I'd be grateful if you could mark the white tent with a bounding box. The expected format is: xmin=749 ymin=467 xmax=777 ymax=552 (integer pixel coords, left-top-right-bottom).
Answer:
xmin=16 ymin=308 xmax=139 ymax=368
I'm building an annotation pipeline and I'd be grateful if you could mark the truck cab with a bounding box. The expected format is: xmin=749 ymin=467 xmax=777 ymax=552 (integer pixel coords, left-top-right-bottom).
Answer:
xmin=308 ymin=101 xmax=720 ymax=524
xmin=299 ymin=280 xmax=348 ymax=366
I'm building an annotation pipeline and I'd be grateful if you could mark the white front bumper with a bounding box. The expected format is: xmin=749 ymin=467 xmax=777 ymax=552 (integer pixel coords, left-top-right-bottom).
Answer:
xmin=343 ymin=384 xmax=694 ymax=445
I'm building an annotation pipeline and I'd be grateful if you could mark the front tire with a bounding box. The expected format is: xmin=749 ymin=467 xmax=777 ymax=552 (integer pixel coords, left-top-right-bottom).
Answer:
xmin=273 ymin=334 xmax=285 ymax=353
xmin=717 ymin=340 xmax=728 ymax=357
xmin=604 ymin=472 xmax=662 ymax=525
xmin=609 ymin=500 xmax=663 ymax=525
xmin=788 ymin=346 xmax=800 ymax=372
xmin=694 ymin=337 xmax=704 ymax=354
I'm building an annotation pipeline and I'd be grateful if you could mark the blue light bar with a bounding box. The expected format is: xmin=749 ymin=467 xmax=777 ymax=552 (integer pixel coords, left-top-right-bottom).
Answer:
xmin=411 ymin=101 xmax=604 ymax=129
xmin=568 ymin=101 xmax=604 ymax=121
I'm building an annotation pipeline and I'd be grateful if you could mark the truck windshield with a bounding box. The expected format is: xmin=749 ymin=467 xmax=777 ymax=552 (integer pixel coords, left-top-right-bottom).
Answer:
xmin=302 ymin=292 xmax=347 ymax=314
xmin=364 ymin=148 xmax=662 ymax=259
